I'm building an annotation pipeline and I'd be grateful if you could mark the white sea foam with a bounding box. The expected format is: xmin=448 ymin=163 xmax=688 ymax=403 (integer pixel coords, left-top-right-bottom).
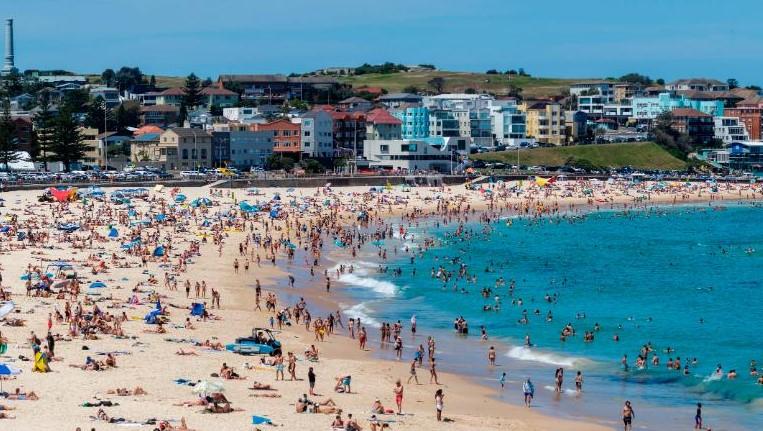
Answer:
xmin=342 ymin=302 xmax=381 ymax=328
xmin=542 ymin=385 xmax=578 ymax=395
xmin=338 ymin=273 xmax=399 ymax=296
xmin=506 ymin=346 xmax=582 ymax=367
xmin=329 ymin=260 xmax=378 ymax=276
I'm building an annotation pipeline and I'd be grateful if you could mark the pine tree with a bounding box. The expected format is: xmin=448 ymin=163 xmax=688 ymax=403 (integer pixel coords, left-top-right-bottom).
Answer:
xmin=183 ymin=73 xmax=203 ymax=109
xmin=178 ymin=103 xmax=188 ymax=126
xmin=52 ymin=108 xmax=91 ymax=172
xmin=0 ymin=94 xmax=21 ymax=170
xmin=33 ymin=90 xmax=56 ymax=171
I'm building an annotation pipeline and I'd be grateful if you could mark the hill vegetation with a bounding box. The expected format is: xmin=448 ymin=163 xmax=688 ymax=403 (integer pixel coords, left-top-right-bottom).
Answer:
xmin=472 ymin=142 xmax=688 ymax=171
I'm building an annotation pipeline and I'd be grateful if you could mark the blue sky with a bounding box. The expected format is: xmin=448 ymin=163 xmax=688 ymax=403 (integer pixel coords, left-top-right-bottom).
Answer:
xmin=5 ymin=0 xmax=763 ymax=84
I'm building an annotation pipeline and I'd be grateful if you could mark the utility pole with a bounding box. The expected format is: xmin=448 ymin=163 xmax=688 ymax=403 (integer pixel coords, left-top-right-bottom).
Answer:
xmin=103 ymin=101 xmax=109 ymax=171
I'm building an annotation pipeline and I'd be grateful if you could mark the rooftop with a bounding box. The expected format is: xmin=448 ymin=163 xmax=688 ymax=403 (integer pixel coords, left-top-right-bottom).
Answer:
xmin=365 ymin=108 xmax=402 ymax=125
xmin=671 ymin=107 xmax=711 ymax=117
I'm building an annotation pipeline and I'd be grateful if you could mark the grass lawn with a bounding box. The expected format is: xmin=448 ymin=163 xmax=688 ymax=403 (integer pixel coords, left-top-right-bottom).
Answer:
xmin=340 ymin=71 xmax=606 ymax=99
xmin=472 ymin=142 xmax=687 ymax=170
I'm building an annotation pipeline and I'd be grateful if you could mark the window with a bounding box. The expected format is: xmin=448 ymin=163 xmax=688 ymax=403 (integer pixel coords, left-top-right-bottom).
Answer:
xmin=191 ymin=149 xmax=197 ymax=159
xmin=400 ymin=144 xmax=417 ymax=152
xmin=201 ymin=149 xmax=207 ymax=159
xmin=182 ymin=149 xmax=188 ymax=159
xmin=380 ymin=145 xmax=389 ymax=153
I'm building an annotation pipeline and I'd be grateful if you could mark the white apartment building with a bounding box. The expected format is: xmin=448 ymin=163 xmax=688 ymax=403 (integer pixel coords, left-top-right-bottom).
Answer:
xmin=714 ymin=117 xmax=749 ymax=144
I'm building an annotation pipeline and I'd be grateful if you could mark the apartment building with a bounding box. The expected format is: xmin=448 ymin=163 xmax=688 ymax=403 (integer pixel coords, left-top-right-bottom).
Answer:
xmin=521 ymin=101 xmax=566 ymax=145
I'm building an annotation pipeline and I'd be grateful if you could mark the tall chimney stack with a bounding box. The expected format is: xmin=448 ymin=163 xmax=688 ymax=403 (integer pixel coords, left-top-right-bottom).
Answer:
xmin=2 ymin=19 xmax=15 ymax=75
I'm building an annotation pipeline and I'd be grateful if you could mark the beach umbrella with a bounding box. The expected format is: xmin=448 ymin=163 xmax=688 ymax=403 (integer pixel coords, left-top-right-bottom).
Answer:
xmin=175 ymin=194 xmax=187 ymax=203
xmin=155 ymin=214 xmax=167 ymax=222
xmin=192 ymin=380 xmax=224 ymax=395
xmin=108 ymin=227 xmax=119 ymax=238
xmin=153 ymin=246 xmax=166 ymax=257
xmin=0 ymin=363 xmax=21 ymax=391
xmin=0 ymin=301 xmax=14 ymax=319
xmin=89 ymin=281 xmax=107 ymax=289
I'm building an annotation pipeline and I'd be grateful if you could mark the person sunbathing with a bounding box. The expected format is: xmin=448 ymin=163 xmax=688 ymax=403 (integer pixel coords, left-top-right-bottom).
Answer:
xmin=176 ymin=348 xmax=198 ymax=356
xmin=107 ymin=387 xmax=147 ymax=396
xmin=0 ymin=412 xmax=15 ymax=419
xmin=305 ymin=344 xmax=319 ymax=361
xmin=143 ymin=323 xmax=167 ymax=334
xmin=371 ymin=399 xmax=394 ymax=414
xmin=7 ymin=389 xmax=39 ymax=400
xmin=249 ymin=381 xmax=275 ymax=390
xmin=199 ymin=339 xmax=223 ymax=350
xmin=173 ymin=397 xmax=208 ymax=407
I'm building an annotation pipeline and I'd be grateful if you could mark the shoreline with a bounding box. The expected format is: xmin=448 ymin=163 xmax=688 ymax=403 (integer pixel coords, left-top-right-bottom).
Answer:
xmin=0 ymin=180 xmax=759 ymax=430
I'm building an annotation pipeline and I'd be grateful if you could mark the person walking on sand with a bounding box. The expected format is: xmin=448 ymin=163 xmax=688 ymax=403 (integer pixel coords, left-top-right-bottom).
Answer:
xmin=622 ymin=400 xmax=635 ymax=431
xmin=522 ymin=378 xmax=534 ymax=407
xmin=308 ymin=367 xmax=316 ymax=396
xmin=407 ymin=358 xmax=419 ymax=384
xmin=393 ymin=380 xmax=404 ymax=414
xmin=429 ymin=358 xmax=440 ymax=384
xmin=694 ymin=402 xmax=702 ymax=430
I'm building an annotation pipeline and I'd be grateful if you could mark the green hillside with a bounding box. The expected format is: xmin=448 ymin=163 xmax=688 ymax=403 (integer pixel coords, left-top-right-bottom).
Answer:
xmin=340 ymin=71 xmax=604 ymax=98
xmin=472 ymin=142 xmax=687 ymax=170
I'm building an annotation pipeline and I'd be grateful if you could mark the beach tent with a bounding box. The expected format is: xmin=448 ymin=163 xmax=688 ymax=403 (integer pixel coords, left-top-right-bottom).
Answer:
xmin=252 ymin=416 xmax=273 ymax=426
xmin=155 ymin=214 xmax=167 ymax=222
xmin=174 ymin=194 xmax=187 ymax=203
xmin=50 ymin=187 xmax=77 ymax=202
xmin=56 ymin=223 xmax=80 ymax=233
xmin=89 ymin=281 xmax=107 ymax=289
xmin=108 ymin=227 xmax=119 ymax=238
xmin=269 ymin=209 xmax=280 ymax=219
xmin=190 ymin=303 xmax=205 ymax=317
xmin=153 ymin=246 xmax=166 ymax=257
xmin=239 ymin=201 xmax=259 ymax=213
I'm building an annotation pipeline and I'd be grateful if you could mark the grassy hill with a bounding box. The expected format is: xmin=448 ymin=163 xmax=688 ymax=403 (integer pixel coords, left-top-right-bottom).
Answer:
xmin=472 ymin=142 xmax=687 ymax=171
xmin=340 ymin=71 xmax=604 ymax=98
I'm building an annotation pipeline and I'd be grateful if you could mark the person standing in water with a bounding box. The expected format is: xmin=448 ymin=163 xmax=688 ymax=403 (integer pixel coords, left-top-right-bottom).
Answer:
xmin=575 ymin=370 xmax=583 ymax=393
xmin=622 ymin=400 xmax=635 ymax=431
xmin=522 ymin=378 xmax=534 ymax=407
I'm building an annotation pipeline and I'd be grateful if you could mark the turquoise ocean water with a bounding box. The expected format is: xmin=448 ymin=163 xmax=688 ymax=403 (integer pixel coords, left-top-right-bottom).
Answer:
xmin=332 ymin=203 xmax=763 ymax=430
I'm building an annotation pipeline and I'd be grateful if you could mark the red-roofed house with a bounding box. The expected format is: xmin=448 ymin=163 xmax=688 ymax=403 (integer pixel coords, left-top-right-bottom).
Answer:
xmin=365 ymin=108 xmax=402 ymax=140
xmin=252 ymin=119 xmax=301 ymax=155
xmin=200 ymin=87 xmax=239 ymax=108
xmin=670 ymin=108 xmax=714 ymax=144
xmin=156 ymin=88 xmax=186 ymax=107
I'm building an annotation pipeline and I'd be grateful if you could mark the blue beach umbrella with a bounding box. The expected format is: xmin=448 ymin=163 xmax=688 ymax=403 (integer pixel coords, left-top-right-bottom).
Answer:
xmin=89 ymin=281 xmax=107 ymax=289
xmin=0 ymin=363 xmax=21 ymax=391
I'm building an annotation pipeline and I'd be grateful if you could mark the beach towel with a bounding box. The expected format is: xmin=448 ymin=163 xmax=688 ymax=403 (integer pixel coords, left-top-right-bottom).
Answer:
xmin=33 ymin=351 xmax=48 ymax=372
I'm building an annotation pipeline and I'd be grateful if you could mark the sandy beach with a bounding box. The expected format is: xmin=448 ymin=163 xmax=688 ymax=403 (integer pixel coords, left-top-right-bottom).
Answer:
xmin=0 ymin=178 xmax=759 ymax=431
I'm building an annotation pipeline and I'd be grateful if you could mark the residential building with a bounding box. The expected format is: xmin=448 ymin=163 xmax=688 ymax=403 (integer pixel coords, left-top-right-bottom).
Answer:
xmin=130 ymin=133 xmax=161 ymax=163
xmin=613 ymin=83 xmax=643 ymax=102
xmin=222 ymin=107 xmax=261 ymax=124
xmin=89 ymin=86 xmax=120 ymax=107
xmin=428 ymin=110 xmax=461 ymax=138
xmin=338 ymin=96 xmax=373 ymax=112
xmin=569 ymin=82 xmax=616 ymax=102
xmin=363 ymin=139 xmax=457 ymax=173
xmin=156 ymin=88 xmax=186 ymax=107
xmin=229 ymin=130 xmax=274 ymax=169
xmin=10 ymin=115 xmax=34 ymax=154
xmin=665 ymin=78 xmax=729 ymax=92
xmin=328 ymin=110 xmax=366 ymax=157
xmin=423 ymin=93 xmax=493 ymax=111
xmin=469 ymin=109 xmax=493 ymax=146
xmin=365 ymin=108 xmax=402 ymax=140
xmin=158 ymin=128 xmax=212 ymax=170
xmin=392 ymin=106 xmax=429 ymax=139
xmin=521 ymin=101 xmax=566 ymax=145
xmin=201 ymin=86 xmax=239 ymax=108
xmin=299 ymin=110 xmax=334 ymax=158
xmin=714 ymin=117 xmax=749 ymax=144
xmin=217 ymin=74 xmax=341 ymax=102
xmin=489 ymin=99 xmax=527 ymax=145
xmin=37 ymin=75 xmax=86 ymax=86
xmin=378 ymin=93 xmax=423 ymax=109
xmin=252 ymin=119 xmax=301 ymax=155
xmin=80 ymin=127 xmax=100 ymax=166
xmin=211 ymin=131 xmax=230 ymax=166
xmin=631 ymin=92 xmax=724 ymax=121
xmin=725 ymin=97 xmax=763 ymax=140
xmin=140 ymin=105 xmax=179 ymax=127
xmin=670 ymin=108 xmax=715 ymax=144
xmin=187 ymin=109 xmax=213 ymax=129
xmin=728 ymin=141 xmax=763 ymax=171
